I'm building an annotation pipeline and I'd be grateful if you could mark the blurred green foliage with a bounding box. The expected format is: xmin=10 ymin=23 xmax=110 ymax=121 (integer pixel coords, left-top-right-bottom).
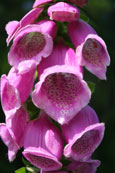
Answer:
xmin=0 ymin=0 xmax=115 ymax=172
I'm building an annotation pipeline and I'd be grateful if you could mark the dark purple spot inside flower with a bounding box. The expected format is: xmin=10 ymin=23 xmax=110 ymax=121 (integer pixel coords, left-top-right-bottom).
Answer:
xmin=26 ymin=154 xmax=59 ymax=170
xmin=42 ymin=73 xmax=83 ymax=109
xmin=82 ymin=38 xmax=105 ymax=65
xmin=72 ymin=130 xmax=100 ymax=155
xmin=15 ymin=32 xmax=46 ymax=59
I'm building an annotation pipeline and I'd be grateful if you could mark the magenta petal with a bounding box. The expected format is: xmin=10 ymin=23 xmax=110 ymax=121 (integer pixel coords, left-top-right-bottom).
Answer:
xmin=36 ymin=20 xmax=57 ymax=39
xmin=23 ymin=111 xmax=63 ymax=171
xmin=64 ymin=123 xmax=105 ymax=160
xmin=5 ymin=21 xmax=19 ymax=36
xmin=8 ymin=24 xmax=53 ymax=68
xmin=61 ymin=106 xmax=104 ymax=160
xmin=6 ymin=106 xmax=29 ymax=148
xmin=0 ymin=124 xmax=19 ymax=162
xmin=68 ymin=19 xmax=110 ymax=80
xmin=76 ymin=34 xmax=110 ymax=80
xmin=47 ymin=2 xmax=80 ymax=22
xmin=66 ymin=159 xmax=100 ymax=172
xmin=7 ymin=60 xmax=36 ymax=103
xmin=33 ymin=0 xmax=54 ymax=8
xmin=6 ymin=8 xmax=43 ymax=46
xmin=61 ymin=105 xmax=99 ymax=143
xmin=68 ymin=19 xmax=97 ymax=48
xmin=38 ymin=40 xmax=83 ymax=78
xmin=32 ymin=65 xmax=91 ymax=124
xmin=0 ymin=74 xmax=21 ymax=117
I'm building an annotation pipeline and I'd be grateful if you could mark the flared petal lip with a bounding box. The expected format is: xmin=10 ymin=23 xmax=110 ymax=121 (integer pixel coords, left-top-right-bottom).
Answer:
xmin=64 ymin=123 xmax=105 ymax=160
xmin=0 ymin=75 xmax=21 ymax=118
xmin=8 ymin=24 xmax=53 ymax=68
xmin=6 ymin=8 xmax=44 ymax=46
xmin=23 ymin=147 xmax=62 ymax=171
xmin=32 ymin=65 xmax=91 ymax=124
xmin=76 ymin=34 xmax=110 ymax=80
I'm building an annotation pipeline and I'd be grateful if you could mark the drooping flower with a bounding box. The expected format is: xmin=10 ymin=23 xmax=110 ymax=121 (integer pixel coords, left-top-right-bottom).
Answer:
xmin=8 ymin=24 xmax=53 ymax=68
xmin=68 ymin=19 xmax=110 ymax=80
xmin=47 ymin=2 xmax=80 ymax=22
xmin=0 ymin=106 xmax=29 ymax=162
xmin=22 ymin=111 xmax=64 ymax=171
xmin=0 ymin=60 xmax=36 ymax=116
xmin=33 ymin=0 xmax=54 ymax=8
xmin=61 ymin=106 xmax=105 ymax=160
xmin=32 ymin=41 xmax=90 ymax=124
xmin=68 ymin=0 xmax=88 ymax=7
xmin=66 ymin=159 xmax=100 ymax=173
xmin=6 ymin=8 xmax=43 ymax=46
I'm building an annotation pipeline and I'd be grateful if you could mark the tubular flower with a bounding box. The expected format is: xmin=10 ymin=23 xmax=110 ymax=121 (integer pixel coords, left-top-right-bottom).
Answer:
xmin=66 ymin=159 xmax=100 ymax=173
xmin=32 ymin=41 xmax=90 ymax=124
xmin=61 ymin=106 xmax=105 ymax=160
xmin=6 ymin=8 xmax=43 ymax=46
xmin=0 ymin=106 xmax=29 ymax=162
xmin=0 ymin=60 xmax=36 ymax=117
xmin=47 ymin=2 xmax=80 ymax=22
xmin=68 ymin=0 xmax=88 ymax=7
xmin=22 ymin=111 xmax=64 ymax=171
xmin=68 ymin=19 xmax=110 ymax=80
xmin=33 ymin=0 xmax=54 ymax=8
xmin=8 ymin=24 xmax=53 ymax=68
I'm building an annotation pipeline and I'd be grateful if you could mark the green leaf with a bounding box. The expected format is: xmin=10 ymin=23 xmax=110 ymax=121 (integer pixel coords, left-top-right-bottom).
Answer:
xmin=87 ymin=81 xmax=95 ymax=94
xmin=15 ymin=167 xmax=26 ymax=173
xmin=26 ymin=166 xmax=40 ymax=173
xmin=80 ymin=13 xmax=89 ymax=22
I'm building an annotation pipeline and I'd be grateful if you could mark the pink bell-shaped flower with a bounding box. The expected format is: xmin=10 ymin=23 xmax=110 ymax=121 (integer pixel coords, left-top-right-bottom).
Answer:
xmin=6 ymin=8 xmax=43 ymax=46
xmin=33 ymin=0 xmax=54 ymax=8
xmin=22 ymin=111 xmax=64 ymax=171
xmin=32 ymin=41 xmax=90 ymax=124
xmin=47 ymin=2 xmax=80 ymax=22
xmin=66 ymin=159 xmax=100 ymax=172
xmin=61 ymin=105 xmax=105 ymax=161
xmin=8 ymin=24 xmax=53 ymax=68
xmin=68 ymin=0 xmax=88 ymax=7
xmin=0 ymin=60 xmax=36 ymax=117
xmin=68 ymin=19 xmax=110 ymax=80
xmin=0 ymin=106 xmax=29 ymax=162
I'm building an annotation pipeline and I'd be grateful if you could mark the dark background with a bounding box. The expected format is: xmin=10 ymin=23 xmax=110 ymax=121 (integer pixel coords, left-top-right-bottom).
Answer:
xmin=0 ymin=0 xmax=115 ymax=172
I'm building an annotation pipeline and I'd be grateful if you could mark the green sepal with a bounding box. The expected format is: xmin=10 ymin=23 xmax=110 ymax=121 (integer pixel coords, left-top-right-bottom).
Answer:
xmin=87 ymin=81 xmax=96 ymax=94
xmin=15 ymin=167 xmax=26 ymax=173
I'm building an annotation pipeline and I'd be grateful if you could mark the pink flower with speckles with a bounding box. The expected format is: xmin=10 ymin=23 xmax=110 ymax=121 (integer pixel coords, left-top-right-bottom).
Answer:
xmin=47 ymin=2 xmax=80 ymax=22
xmin=6 ymin=8 xmax=43 ymax=46
xmin=8 ymin=24 xmax=53 ymax=68
xmin=32 ymin=41 xmax=90 ymax=124
xmin=61 ymin=106 xmax=105 ymax=161
xmin=23 ymin=111 xmax=64 ymax=171
xmin=68 ymin=19 xmax=110 ymax=80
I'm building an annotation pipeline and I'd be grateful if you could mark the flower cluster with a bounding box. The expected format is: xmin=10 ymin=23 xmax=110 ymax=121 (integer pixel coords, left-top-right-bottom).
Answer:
xmin=0 ymin=0 xmax=110 ymax=172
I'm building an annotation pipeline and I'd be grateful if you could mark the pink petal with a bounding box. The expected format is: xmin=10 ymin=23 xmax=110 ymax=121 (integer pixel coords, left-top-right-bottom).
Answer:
xmin=33 ymin=0 xmax=54 ymax=8
xmin=48 ymin=2 xmax=80 ymax=22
